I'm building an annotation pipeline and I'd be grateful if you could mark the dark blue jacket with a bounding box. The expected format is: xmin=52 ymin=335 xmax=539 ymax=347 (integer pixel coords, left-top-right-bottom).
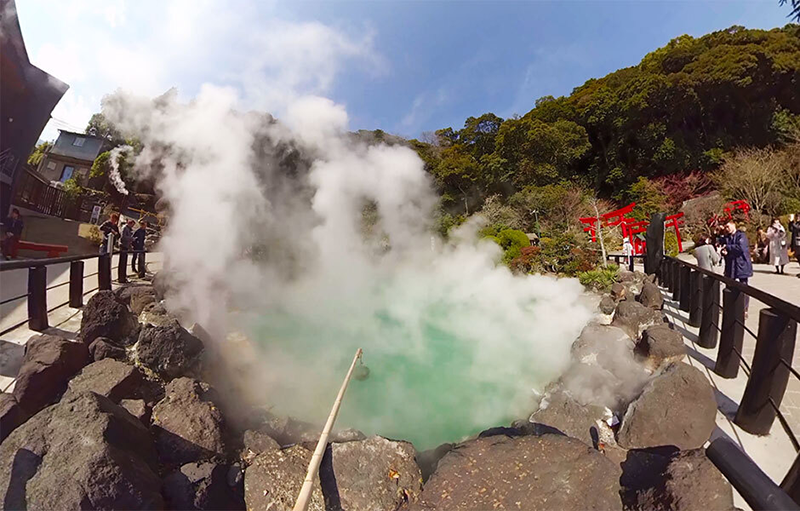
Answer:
xmin=722 ymin=230 xmax=753 ymax=279
xmin=132 ymin=227 xmax=146 ymax=250
xmin=5 ymin=217 xmax=23 ymax=237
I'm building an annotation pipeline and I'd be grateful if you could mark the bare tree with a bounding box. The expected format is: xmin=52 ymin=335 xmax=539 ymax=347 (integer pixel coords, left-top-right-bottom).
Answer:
xmin=713 ymin=147 xmax=785 ymax=219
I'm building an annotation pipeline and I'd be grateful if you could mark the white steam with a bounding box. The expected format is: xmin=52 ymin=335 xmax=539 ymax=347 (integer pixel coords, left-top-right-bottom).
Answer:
xmin=108 ymin=144 xmax=133 ymax=195
xmin=103 ymin=88 xmax=593 ymax=447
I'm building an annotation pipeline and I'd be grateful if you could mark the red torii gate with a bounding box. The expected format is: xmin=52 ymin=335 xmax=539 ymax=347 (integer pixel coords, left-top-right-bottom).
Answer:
xmin=580 ymin=203 xmax=685 ymax=255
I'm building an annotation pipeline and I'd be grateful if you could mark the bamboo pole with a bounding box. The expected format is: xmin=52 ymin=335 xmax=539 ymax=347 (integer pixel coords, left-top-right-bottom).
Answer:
xmin=292 ymin=348 xmax=363 ymax=511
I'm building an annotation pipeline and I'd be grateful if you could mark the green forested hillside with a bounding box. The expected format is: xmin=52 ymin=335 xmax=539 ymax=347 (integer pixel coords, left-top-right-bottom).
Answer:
xmin=413 ymin=25 xmax=800 ymax=214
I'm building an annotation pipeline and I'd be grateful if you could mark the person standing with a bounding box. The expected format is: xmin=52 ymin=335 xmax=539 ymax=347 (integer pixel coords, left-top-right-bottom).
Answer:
xmin=767 ymin=217 xmax=790 ymax=274
xmin=720 ymin=220 xmax=754 ymax=310
xmin=132 ymin=221 xmax=147 ymax=277
xmin=622 ymin=237 xmax=634 ymax=272
xmin=755 ymin=227 xmax=769 ymax=264
xmin=693 ymin=234 xmax=721 ymax=271
xmin=99 ymin=213 xmax=120 ymax=255
xmin=1 ymin=208 xmax=24 ymax=260
xmin=790 ymin=214 xmax=800 ymax=277
xmin=118 ymin=219 xmax=135 ymax=283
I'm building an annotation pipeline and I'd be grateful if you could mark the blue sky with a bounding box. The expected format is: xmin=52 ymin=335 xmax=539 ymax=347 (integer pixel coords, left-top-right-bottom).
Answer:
xmin=16 ymin=0 xmax=795 ymax=141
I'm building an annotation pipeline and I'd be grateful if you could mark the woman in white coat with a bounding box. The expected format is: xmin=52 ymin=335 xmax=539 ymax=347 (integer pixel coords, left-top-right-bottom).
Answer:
xmin=767 ymin=217 xmax=790 ymax=274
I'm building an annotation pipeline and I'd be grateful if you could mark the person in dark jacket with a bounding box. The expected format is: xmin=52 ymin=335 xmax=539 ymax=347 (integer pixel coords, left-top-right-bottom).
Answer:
xmin=118 ymin=219 xmax=135 ymax=283
xmin=720 ymin=219 xmax=754 ymax=310
xmin=791 ymin=213 xmax=800 ymax=275
xmin=2 ymin=208 xmax=24 ymax=259
xmin=131 ymin=221 xmax=147 ymax=277
xmin=99 ymin=213 xmax=120 ymax=255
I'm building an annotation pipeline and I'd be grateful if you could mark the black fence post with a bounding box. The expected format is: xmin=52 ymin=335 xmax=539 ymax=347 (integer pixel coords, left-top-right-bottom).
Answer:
xmin=672 ymin=260 xmax=681 ymax=301
xmin=27 ymin=266 xmax=48 ymax=331
xmin=688 ymin=270 xmax=703 ymax=327
xmin=118 ymin=251 xmax=128 ymax=284
xmin=735 ymin=308 xmax=798 ymax=435
xmin=716 ymin=286 xmax=746 ymax=379
xmin=698 ymin=275 xmax=720 ymax=348
xmin=138 ymin=251 xmax=146 ymax=278
xmin=662 ymin=258 xmax=671 ymax=291
xmin=69 ymin=260 xmax=84 ymax=308
xmin=679 ymin=265 xmax=691 ymax=311
xmin=98 ymin=254 xmax=111 ymax=291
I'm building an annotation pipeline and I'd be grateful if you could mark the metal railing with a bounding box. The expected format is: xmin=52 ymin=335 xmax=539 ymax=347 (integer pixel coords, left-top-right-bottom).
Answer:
xmin=0 ymin=249 xmax=149 ymax=336
xmin=659 ymin=256 xmax=800 ymax=502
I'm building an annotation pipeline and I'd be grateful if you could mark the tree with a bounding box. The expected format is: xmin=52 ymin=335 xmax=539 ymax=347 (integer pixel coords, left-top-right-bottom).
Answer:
xmin=458 ymin=113 xmax=503 ymax=159
xmin=713 ymin=147 xmax=786 ymax=218
xmin=27 ymin=141 xmax=52 ymax=166
xmin=780 ymin=0 xmax=800 ymax=20
xmin=86 ymin=113 xmax=126 ymax=147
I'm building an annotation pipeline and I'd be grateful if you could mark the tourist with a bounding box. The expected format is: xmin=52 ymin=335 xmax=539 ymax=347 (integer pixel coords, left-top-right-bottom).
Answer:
xmin=132 ymin=221 xmax=147 ymax=277
xmin=1 ymin=208 xmax=24 ymax=260
xmin=790 ymin=213 xmax=800 ymax=276
xmin=622 ymin=237 xmax=634 ymax=271
xmin=755 ymin=227 xmax=769 ymax=264
xmin=767 ymin=217 xmax=790 ymax=275
xmin=118 ymin=219 xmax=135 ymax=283
xmin=99 ymin=213 xmax=120 ymax=255
xmin=720 ymin=220 xmax=753 ymax=309
xmin=693 ymin=234 xmax=721 ymax=271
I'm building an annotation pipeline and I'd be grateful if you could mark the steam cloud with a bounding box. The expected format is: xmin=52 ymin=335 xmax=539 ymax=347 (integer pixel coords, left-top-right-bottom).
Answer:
xmin=102 ymin=88 xmax=593 ymax=448
xmin=108 ymin=144 xmax=133 ymax=195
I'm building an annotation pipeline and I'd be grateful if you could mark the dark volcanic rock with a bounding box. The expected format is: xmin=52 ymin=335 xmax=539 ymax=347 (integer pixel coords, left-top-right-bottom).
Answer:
xmin=530 ymin=388 xmax=608 ymax=447
xmin=599 ymin=294 xmax=616 ymax=314
xmin=326 ymin=436 xmax=423 ymax=511
xmin=612 ymin=300 xmax=664 ymax=338
xmin=12 ymin=334 xmax=89 ymax=415
xmin=245 ymin=444 xmax=323 ymax=511
xmin=636 ymin=324 xmax=686 ymax=369
xmin=417 ymin=443 xmax=454 ymax=483
xmin=79 ymin=290 xmax=139 ymax=346
xmin=136 ymin=322 xmax=204 ymax=379
xmin=130 ymin=286 xmax=157 ymax=315
xmin=260 ymin=414 xmax=365 ymax=447
xmin=88 ymin=336 xmax=128 ymax=362
xmin=152 ymin=377 xmax=226 ymax=466
xmin=163 ymin=461 xmax=244 ymax=510
xmin=120 ymin=398 xmax=149 ymax=423
xmin=638 ymin=280 xmax=664 ymax=310
xmin=66 ymin=358 xmax=144 ymax=402
xmin=622 ymin=448 xmax=734 ymax=511
xmin=414 ymin=434 xmax=622 ymax=510
xmin=611 ymin=282 xmax=627 ymax=301
xmin=0 ymin=392 xmax=28 ymax=443
xmin=0 ymin=391 xmax=162 ymax=510
xmin=618 ymin=362 xmax=717 ymax=450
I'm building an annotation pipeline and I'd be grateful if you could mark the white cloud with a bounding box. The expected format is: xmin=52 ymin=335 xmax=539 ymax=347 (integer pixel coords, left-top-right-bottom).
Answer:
xmin=17 ymin=0 xmax=384 ymax=140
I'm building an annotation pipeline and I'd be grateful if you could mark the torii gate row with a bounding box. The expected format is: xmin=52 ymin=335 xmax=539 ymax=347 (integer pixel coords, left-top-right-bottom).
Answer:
xmin=580 ymin=203 xmax=686 ymax=254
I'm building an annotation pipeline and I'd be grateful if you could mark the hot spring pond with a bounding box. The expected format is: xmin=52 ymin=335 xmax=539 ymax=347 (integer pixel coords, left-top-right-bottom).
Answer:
xmin=250 ymin=306 xmax=557 ymax=450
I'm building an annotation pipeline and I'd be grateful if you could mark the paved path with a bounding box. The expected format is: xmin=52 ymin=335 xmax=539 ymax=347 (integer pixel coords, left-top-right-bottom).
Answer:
xmin=0 ymin=253 xmax=163 ymax=392
xmin=666 ymin=257 xmax=800 ymax=510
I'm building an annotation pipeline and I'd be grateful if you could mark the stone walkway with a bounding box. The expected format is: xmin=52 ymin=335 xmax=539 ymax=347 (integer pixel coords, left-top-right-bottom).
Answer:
xmin=0 ymin=253 xmax=163 ymax=393
xmin=665 ymin=256 xmax=800 ymax=510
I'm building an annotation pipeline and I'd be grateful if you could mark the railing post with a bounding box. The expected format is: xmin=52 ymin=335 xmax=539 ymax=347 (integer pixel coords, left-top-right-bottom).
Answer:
xmin=27 ymin=266 xmax=48 ymax=331
xmin=138 ymin=251 xmax=146 ymax=278
xmin=69 ymin=260 xmax=84 ymax=308
xmin=118 ymin=250 xmax=128 ymax=284
xmin=679 ymin=265 xmax=691 ymax=312
xmin=735 ymin=308 xmax=798 ymax=435
xmin=698 ymin=275 xmax=720 ymax=348
xmin=716 ymin=286 xmax=746 ymax=379
xmin=672 ymin=260 xmax=681 ymax=301
xmin=662 ymin=258 xmax=671 ymax=290
xmin=688 ymin=270 xmax=703 ymax=327
xmin=98 ymin=254 xmax=112 ymax=291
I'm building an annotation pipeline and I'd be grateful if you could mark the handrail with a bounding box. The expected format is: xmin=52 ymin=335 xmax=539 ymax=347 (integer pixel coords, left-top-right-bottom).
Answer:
xmin=0 ymin=250 xmax=147 ymax=272
xmin=666 ymin=256 xmax=800 ymax=324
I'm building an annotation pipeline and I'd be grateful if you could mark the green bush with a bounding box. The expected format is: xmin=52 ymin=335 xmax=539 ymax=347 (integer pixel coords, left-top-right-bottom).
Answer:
xmin=665 ymin=230 xmax=680 ymax=256
xmin=578 ymin=264 xmax=619 ymax=293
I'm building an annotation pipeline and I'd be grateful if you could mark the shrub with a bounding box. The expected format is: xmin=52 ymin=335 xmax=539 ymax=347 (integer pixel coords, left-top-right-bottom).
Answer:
xmin=665 ymin=230 xmax=680 ymax=256
xmin=578 ymin=264 xmax=619 ymax=293
xmin=512 ymin=231 xmax=600 ymax=275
